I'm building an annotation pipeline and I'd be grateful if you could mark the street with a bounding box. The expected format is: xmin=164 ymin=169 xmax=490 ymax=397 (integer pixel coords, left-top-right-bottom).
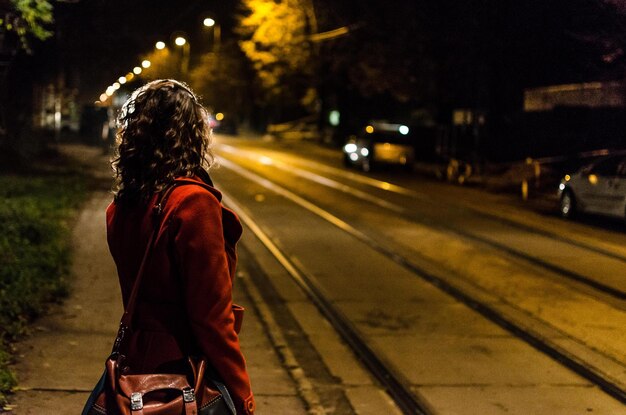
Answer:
xmin=8 ymin=138 xmax=626 ymax=414
xmin=211 ymin=134 xmax=626 ymax=414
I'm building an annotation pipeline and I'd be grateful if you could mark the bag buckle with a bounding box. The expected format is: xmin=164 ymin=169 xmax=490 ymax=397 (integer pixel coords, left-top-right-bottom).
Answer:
xmin=182 ymin=387 xmax=195 ymax=403
xmin=130 ymin=392 xmax=143 ymax=411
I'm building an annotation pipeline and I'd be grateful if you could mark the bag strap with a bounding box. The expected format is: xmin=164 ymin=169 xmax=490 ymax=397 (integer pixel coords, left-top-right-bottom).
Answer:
xmin=120 ymin=183 xmax=179 ymax=328
xmin=113 ymin=181 xmax=191 ymax=352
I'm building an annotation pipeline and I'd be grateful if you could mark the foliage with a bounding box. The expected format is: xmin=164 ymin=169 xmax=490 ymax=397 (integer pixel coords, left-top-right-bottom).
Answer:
xmin=140 ymin=48 xmax=185 ymax=83
xmin=0 ymin=169 xmax=87 ymax=404
xmin=0 ymin=0 xmax=54 ymax=52
xmin=189 ymin=40 xmax=249 ymax=115
xmin=237 ymin=0 xmax=314 ymax=110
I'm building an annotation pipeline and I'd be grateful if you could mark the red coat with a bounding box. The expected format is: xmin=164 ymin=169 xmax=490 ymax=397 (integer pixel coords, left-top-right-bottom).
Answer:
xmin=106 ymin=176 xmax=255 ymax=414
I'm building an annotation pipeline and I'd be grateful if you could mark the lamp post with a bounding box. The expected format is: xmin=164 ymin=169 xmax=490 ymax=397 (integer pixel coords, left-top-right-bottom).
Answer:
xmin=203 ymin=17 xmax=221 ymax=52
xmin=174 ymin=35 xmax=190 ymax=76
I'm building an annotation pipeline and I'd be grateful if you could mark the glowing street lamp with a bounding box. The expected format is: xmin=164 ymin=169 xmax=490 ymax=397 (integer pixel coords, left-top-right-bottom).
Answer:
xmin=118 ymin=76 xmax=127 ymax=84
xmin=155 ymin=41 xmax=166 ymax=50
xmin=141 ymin=60 xmax=151 ymax=68
xmin=174 ymin=35 xmax=190 ymax=75
xmin=133 ymin=66 xmax=142 ymax=75
xmin=202 ymin=17 xmax=221 ymax=51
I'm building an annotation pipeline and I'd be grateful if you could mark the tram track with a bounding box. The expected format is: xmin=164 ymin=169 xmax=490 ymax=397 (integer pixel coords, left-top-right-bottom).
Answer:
xmin=224 ymin=193 xmax=432 ymax=415
xmin=216 ymin=156 xmax=626 ymax=408
xmin=217 ymin=144 xmax=626 ymax=301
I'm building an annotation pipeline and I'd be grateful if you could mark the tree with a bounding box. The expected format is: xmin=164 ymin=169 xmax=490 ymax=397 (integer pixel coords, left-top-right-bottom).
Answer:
xmin=190 ymin=40 xmax=250 ymax=117
xmin=140 ymin=47 xmax=185 ymax=83
xmin=237 ymin=0 xmax=316 ymax=123
xmin=0 ymin=0 xmax=53 ymax=53
xmin=0 ymin=0 xmax=53 ymax=165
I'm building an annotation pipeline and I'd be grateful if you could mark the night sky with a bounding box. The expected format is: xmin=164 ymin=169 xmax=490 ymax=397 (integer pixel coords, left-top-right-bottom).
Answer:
xmin=53 ymin=0 xmax=239 ymax=101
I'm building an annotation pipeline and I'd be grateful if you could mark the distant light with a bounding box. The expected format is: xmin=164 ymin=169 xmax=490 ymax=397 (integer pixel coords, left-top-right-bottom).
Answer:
xmin=365 ymin=125 xmax=374 ymax=134
xmin=118 ymin=76 xmax=127 ymax=84
xmin=133 ymin=66 xmax=142 ymax=75
xmin=142 ymin=60 xmax=151 ymax=68
xmin=559 ymin=183 xmax=565 ymax=191
xmin=564 ymin=174 xmax=571 ymax=181
xmin=155 ymin=41 xmax=166 ymax=50
xmin=360 ymin=148 xmax=369 ymax=157
xmin=175 ymin=36 xmax=187 ymax=46
xmin=259 ymin=156 xmax=273 ymax=165
xmin=105 ymin=88 xmax=114 ymax=97
xmin=399 ymin=125 xmax=409 ymax=135
xmin=203 ymin=18 xmax=215 ymax=27
xmin=588 ymin=174 xmax=598 ymax=185
xmin=215 ymin=112 xmax=224 ymax=121
xmin=329 ymin=110 xmax=340 ymax=126
xmin=99 ymin=93 xmax=108 ymax=102
xmin=126 ymin=73 xmax=135 ymax=81
xmin=343 ymin=143 xmax=357 ymax=153
xmin=113 ymin=82 xmax=120 ymax=90
xmin=349 ymin=153 xmax=359 ymax=161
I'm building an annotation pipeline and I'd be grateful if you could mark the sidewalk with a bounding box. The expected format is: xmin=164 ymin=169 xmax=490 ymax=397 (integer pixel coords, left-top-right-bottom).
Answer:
xmin=7 ymin=145 xmax=307 ymax=414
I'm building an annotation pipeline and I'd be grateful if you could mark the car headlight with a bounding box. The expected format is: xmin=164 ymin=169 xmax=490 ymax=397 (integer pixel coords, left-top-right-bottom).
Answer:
xmin=344 ymin=143 xmax=357 ymax=153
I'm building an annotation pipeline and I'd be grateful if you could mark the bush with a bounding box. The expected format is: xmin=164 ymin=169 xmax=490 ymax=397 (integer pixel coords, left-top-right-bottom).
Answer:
xmin=0 ymin=172 xmax=87 ymax=406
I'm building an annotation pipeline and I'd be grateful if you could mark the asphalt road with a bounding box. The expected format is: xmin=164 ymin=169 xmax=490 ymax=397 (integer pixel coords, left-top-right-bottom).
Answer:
xmin=8 ymin=137 xmax=626 ymax=414
xmin=212 ymin=134 xmax=626 ymax=414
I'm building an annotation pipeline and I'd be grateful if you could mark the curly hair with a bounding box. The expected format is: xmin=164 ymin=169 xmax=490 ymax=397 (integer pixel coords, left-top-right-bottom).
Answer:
xmin=112 ymin=79 xmax=215 ymax=204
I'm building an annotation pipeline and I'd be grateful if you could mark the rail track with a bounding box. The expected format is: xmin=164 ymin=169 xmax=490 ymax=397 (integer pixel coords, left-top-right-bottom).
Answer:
xmin=218 ymin=144 xmax=626 ymax=302
xmin=216 ymin=153 xmax=626 ymax=411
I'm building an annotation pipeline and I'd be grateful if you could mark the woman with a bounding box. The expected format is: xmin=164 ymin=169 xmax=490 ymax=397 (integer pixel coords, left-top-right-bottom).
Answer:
xmin=105 ymin=79 xmax=254 ymax=414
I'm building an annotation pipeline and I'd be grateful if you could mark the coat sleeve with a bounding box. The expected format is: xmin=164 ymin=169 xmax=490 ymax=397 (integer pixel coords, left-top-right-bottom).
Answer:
xmin=171 ymin=189 xmax=255 ymax=414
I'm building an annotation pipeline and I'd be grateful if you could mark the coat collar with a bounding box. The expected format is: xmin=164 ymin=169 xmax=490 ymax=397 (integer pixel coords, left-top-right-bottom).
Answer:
xmin=173 ymin=171 xmax=222 ymax=201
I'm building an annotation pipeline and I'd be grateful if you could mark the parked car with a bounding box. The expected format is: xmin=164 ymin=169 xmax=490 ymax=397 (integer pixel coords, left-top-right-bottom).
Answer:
xmin=342 ymin=122 xmax=415 ymax=172
xmin=558 ymin=153 xmax=626 ymax=220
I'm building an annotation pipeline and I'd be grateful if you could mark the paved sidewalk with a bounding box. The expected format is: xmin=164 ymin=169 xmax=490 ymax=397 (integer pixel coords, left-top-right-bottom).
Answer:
xmin=7 ymin=145 xmax=307 ymax=414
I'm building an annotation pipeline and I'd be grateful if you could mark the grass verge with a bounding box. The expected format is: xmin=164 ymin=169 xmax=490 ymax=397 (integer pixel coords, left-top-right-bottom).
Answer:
xmin=0 ymin=152 xmax=90 ymax=407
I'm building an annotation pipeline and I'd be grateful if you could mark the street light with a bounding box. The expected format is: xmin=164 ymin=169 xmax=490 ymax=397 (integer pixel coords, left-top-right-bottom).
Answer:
xmin=133 ymin=66 xmax=142 ymax=75
xmin=155 ymin=41 xmax=166 ymax=50
xmin=141 ymin=59 xmax=151 ymax=68
xmin=174 ymin=35 xmax=190 ymax=75
xmin=118 ymin=76 xmax=127 ymax=84
xmin=202 ymin=17 xmax=221 ymax=51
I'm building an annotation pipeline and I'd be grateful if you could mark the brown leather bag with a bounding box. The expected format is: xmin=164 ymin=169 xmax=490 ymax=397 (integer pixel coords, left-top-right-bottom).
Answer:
xmin=84 ymin=183 xmax=237 ymax=415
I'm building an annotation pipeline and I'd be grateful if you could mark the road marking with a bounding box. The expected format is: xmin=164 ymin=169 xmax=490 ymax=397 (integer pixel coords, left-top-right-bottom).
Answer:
xmin=217 ymin=158 xmax=626 ymax=404
xmin=218 ymin=143 xmax=428 ymax=200
xmin=221 ymin=182 xmax=429 ymax=415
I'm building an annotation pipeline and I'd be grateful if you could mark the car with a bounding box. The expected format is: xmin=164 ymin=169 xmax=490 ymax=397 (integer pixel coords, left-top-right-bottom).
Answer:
xmin=558 ymin=153 xmax=626 ymax=220
xmin=342 ymin=122 xmax=415 ymax=172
